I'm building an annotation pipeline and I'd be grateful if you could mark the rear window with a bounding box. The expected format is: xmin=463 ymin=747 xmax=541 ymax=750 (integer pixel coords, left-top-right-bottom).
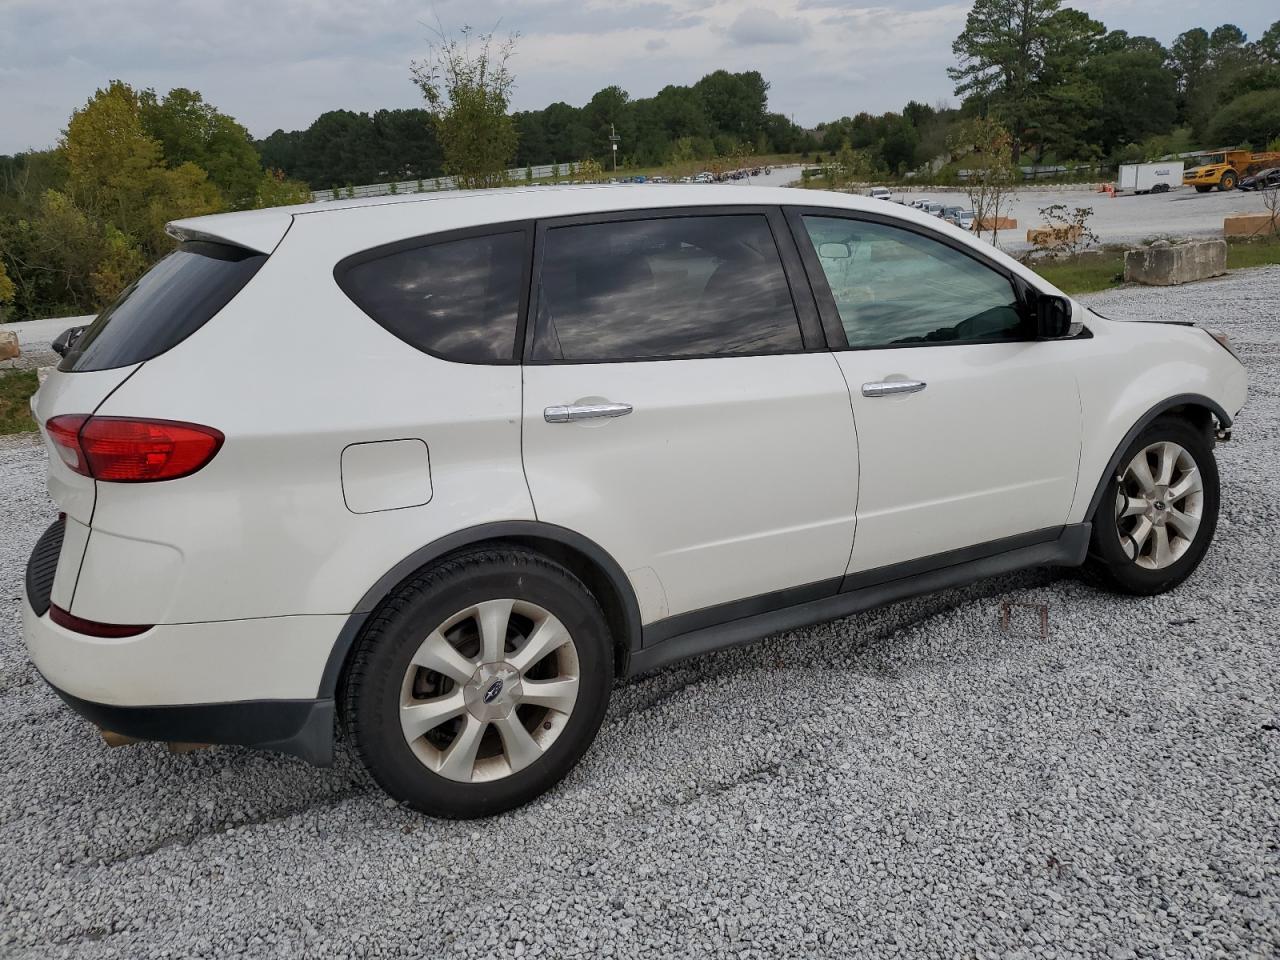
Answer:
xmin=336 ymin=231 xmax=527 ymax=363
xmin=60 ymin=241 xmax=267 ymax=373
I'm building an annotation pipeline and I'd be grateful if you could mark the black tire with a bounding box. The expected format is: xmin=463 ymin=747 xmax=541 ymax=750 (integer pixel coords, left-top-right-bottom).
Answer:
xmin=342 ymin=546 xmax=613 ymax=818
xmin=1195 ymin=185 xmax=1212 ymax=193
xmin=1219 ymin=171 xmax=1237 ymax=191
xmin=1083 ymin=416 xmax=1219 ymax=596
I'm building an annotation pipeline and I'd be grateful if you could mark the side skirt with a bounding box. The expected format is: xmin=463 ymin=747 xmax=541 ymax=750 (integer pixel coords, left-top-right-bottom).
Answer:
xmin=626 ymin=523 xmax=1091 ymax=677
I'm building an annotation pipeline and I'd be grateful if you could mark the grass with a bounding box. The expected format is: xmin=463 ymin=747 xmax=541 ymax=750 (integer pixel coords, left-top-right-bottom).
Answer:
xmin=1032 ymin=235 xmax=1280 ymax=295
xmin=0 ymin=369 xmax=39 ymax=435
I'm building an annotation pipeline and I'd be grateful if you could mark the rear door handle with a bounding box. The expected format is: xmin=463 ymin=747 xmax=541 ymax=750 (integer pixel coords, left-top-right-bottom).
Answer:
xmin=861 ymin=380 xmax=927 ymax=398
xmin=544 ymin=402 xmax=634 ymax=423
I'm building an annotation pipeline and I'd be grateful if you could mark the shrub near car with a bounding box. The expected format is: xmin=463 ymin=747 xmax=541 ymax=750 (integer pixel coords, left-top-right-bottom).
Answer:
xmin=24 ymin=185 xmax=1247 ymax=818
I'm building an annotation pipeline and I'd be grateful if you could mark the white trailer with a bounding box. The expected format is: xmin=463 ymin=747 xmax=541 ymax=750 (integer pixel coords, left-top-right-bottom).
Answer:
xmin=1118 ymin=161 xmax=1183 ymax=194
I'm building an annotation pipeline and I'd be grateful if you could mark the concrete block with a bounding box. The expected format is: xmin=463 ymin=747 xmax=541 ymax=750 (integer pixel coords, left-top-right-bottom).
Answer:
xmin=1223 ymin=213 xmax=1279 ymax=238
xmin=0 ymin=330 xmax=18 ymax=361
xmin=1028 ymin=225 xmax=1084 ymax=245
xmin=1123 ymin=239 xmax=1227 ymax=286
xmin=976 ymin=216 xmax=1018 ymax=231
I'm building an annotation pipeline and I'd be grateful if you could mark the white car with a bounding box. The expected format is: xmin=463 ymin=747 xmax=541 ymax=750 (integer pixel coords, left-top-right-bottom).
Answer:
xmin=24 ymin=185 xmax=1247 ymax=818
xmin=868 ymin=187 xmax=892 ymax=201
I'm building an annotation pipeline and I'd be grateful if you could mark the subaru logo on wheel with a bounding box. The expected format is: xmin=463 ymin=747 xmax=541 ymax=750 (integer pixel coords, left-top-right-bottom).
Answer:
xmin=483 ymin=678 xmax=504 ymax=704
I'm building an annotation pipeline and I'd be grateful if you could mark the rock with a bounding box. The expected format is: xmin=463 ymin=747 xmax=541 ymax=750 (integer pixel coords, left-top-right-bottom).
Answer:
xmin=0 ymin=330 xmax=19 ymax=361
xmin=1123 ymin=238 xmax=1227 ymax=286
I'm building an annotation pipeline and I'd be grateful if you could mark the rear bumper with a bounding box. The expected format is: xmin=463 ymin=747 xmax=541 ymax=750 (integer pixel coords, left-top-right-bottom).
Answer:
xmin=22 ymin=591 xmax=343 ymax=766
xmin=43 ymin=679 xmax=335 ymax=765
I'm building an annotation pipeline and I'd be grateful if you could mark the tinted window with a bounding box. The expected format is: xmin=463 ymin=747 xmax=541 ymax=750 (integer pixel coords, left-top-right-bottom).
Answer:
xmin=801 ymin=216 xmax=1026 ymax=348
xmin=61 ymin=242 xmax=266 ymax=372
xmin=339 ymin=232 xmax=526 ymax=363
xmin=530 ymin=215 xmax=802 ymax=361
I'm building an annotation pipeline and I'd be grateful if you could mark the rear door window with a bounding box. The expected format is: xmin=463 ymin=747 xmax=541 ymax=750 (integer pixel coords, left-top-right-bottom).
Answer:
xmin=529 ymin=214 xmax=803 ymax=362
xmin=61 ymin=241 xmax=267 ymax=372
xmin=337 ymin=231 xmax=528 ymax=363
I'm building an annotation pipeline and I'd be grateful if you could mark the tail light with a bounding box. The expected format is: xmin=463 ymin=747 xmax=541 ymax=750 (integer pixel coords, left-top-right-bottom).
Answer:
xmin=45 ymin=416 xmax=224 ymax=482
xmin=49 ymin=603 xmax=151 ymax=638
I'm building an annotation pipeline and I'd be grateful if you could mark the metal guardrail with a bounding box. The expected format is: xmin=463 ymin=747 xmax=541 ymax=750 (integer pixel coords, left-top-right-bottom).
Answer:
xmin=311 ymin=162 xmax=583 ymax=202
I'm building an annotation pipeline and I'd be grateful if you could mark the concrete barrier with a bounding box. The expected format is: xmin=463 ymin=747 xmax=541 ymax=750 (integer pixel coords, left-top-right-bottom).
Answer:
xmin=0 ymin=330 xmax=20 ymax=362
xmin=976 ymin=216 xmax=1018 ymax=231
xmin=1223 ymin=213 xmax=1279 ymax=238
xmin=1123 ymin=239 xmax=1227 ymax=286
xmin=1027 ymin=225 xmax=1083 ymax=245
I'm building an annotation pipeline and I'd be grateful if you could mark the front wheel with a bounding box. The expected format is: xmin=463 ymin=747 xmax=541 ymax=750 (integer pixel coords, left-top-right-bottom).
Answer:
xmin=1219 ymin=171 xmax=1237 ymax=191
xmin=342 ymin=547 xmax=613 ymax=818
xmin=1083 ymin=416 xmax=1219 ymax=595
xmin=1195 ymin=185 xmax=1212 ymax=193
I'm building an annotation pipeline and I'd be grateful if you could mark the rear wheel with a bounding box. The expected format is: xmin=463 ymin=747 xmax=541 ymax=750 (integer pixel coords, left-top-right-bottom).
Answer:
xmin=342 ymin=547 xmax=613 ymax=818
xmin=1083 ymin=417 xmax=1219 ymax=595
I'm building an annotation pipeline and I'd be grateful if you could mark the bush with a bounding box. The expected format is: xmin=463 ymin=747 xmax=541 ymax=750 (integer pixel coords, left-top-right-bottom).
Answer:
xmin=1207 ymin=90 xmax=1280 ymax=150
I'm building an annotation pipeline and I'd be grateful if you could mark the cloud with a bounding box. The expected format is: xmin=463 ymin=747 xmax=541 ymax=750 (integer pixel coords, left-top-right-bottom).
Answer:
xmin=724 ymin=7 xmax=811 ymax=45
xmin=645 ymin=37 xmax=670 ymax=51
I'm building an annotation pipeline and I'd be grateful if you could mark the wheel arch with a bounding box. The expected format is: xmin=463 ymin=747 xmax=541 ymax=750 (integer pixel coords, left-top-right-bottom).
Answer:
xmin=319 ymin=521 xmax=643 ymax=700
xmin=1084 ymin=393 xmax=1231 ymax=522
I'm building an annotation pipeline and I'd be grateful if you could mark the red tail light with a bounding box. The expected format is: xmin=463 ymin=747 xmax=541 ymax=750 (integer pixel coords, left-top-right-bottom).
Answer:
xmin=45 ymin=416 xmax=224 ymax=482
xmin=49 ymin=603 xmax=151 ymax=638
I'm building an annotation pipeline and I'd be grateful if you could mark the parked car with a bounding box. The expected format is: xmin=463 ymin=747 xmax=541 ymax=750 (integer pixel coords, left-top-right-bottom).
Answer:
xmin=956 ymin=209 xmax=976 ymax=230
xmin=919 ymin=200 xmax=945 ymax=216
xmin=24 ymin=185 xmax=1247 ymax=818
xmin=868 ymin=187 xmax=892 ymax=201
xmin=942 ymin=205 xmax=966 ymax=224
xmin=1239 ymin=167 xmax=1280 ymax=191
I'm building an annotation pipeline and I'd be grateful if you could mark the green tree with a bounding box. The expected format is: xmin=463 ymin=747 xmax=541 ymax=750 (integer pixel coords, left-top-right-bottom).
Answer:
xmin=1207 ymin=89 xmax=1280 ymax=148
xmin=949 ymin=0 xmax=1061 ymax=161
xmin=1088 ymin=34 xmax=1177 ymax=156
xmin=139 ymin=87 xmax=263 ymax=209
xmin=411 ymin=27 xmax=518 ymax=190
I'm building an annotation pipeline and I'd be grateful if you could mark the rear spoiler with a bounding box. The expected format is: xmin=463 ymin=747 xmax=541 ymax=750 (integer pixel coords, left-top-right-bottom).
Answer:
xmin=166 ymin=209 xmax=296 ymax=255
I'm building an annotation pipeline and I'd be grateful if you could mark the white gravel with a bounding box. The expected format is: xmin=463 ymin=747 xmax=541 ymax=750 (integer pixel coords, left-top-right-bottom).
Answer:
xmin=1 ymin=270 xmax=1278 ymax=958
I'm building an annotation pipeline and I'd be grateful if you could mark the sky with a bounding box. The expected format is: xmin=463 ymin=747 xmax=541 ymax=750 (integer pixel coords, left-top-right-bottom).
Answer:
xmin=0 ymin=0 xmax=1276 ymax=154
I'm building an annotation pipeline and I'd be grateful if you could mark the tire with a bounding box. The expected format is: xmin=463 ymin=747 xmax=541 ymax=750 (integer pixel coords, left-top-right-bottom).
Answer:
xmin=1219 ymin=171 xmax=1237 ymax=191
xmin=342 ymin=546 xmax=613 ymax=818
xmin=1083 ymin=416 xmax=1219 ymax=596
xmin=1195 ymin=185 xmax=1212 ymax=193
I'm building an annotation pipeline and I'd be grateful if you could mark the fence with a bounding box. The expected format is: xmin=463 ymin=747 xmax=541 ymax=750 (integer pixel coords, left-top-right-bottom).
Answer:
xmin=310 ymin=162 xmax=583 ymax=202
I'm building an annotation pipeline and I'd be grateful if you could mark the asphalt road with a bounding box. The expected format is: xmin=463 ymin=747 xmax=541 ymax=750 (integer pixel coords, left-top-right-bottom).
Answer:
xmin=1 ymin=269 xmax=1277 ymax=959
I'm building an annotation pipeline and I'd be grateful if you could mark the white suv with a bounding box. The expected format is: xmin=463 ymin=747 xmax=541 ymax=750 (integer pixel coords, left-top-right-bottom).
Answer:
xmin=23 ymin=185 xmax=1247 ymax=818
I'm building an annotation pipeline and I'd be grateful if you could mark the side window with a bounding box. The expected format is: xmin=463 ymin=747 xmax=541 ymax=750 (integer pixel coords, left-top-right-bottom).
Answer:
xmin=338 ymin=231 xmax=526 ymax=363
xmin=530 ymin=214 xmax=803 ymax=361
xmin=800 ymin=215 xmax=1027 ymax=348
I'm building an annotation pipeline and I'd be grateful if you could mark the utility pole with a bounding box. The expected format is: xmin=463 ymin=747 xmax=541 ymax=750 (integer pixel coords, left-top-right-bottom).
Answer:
xmin=608 ymin=123 xmax=621 ymax=172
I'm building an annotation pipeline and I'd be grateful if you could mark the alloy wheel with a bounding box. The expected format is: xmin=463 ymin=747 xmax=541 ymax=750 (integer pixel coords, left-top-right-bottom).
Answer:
xmin=399 ymin=599 xmax=580 ymax=783
xmin=1114 ymin=440 xmax=1204 ymax=570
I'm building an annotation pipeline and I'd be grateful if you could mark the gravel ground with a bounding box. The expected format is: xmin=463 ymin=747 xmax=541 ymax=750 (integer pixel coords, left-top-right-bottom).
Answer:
xmin=1 ymin=270 xmax=1277 ymax=958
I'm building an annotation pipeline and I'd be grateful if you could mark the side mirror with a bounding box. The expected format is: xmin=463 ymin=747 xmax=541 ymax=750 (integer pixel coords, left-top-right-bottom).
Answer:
xmin=818 ymin=242 xmax=852 ymax=259
xmin=1034 ymin=294 xmax=1073 ymax=339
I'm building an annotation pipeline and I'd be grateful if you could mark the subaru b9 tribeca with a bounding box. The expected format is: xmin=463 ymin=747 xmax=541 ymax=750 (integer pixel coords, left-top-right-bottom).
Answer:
xmin=23 ymin=185 xmax=1247 ymax=818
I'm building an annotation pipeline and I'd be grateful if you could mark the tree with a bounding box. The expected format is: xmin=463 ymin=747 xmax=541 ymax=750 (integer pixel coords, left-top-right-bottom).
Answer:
xmin=0 ymin=260 xmax=15 ymax=314
xmin=1207 ymin=89 xmax=1280 ymax=149
xmin=411 ymin=26 xmax=518 ymax=190
xmin=139 ymin=87 xmax=263 ymax=209
xmin=949 ymin=0 xmax=1061 ymax=161
xmin=949 ymin=118 xmax=1017 ymax=245
xmin=1088 ymin=36 xmax=1177 ymax=156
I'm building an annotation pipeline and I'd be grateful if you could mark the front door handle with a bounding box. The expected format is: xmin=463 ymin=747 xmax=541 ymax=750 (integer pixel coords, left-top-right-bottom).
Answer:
xmin=862 ymin=380 xmax=927 ymax=398
xmin=544 ymin=402 xmax=634 ymax=423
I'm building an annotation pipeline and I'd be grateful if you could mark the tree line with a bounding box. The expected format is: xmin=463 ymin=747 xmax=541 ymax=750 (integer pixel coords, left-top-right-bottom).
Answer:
xmin=4 ymin=5 xmax=1279 ymax=321
xmin=0 ymin=82 xmax=308 ymax=321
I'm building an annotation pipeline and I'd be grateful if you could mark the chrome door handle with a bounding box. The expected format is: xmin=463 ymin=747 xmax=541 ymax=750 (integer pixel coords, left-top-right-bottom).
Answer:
xmin=544 ymin=402 xmax=634 ymax=423
xmin=862 ymin=380 xmax=927 ymax=398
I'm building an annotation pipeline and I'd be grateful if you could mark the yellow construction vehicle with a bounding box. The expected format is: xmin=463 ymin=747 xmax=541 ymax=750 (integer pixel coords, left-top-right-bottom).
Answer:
xmin=1183 ymin=149 xmax=1280 ymax=192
